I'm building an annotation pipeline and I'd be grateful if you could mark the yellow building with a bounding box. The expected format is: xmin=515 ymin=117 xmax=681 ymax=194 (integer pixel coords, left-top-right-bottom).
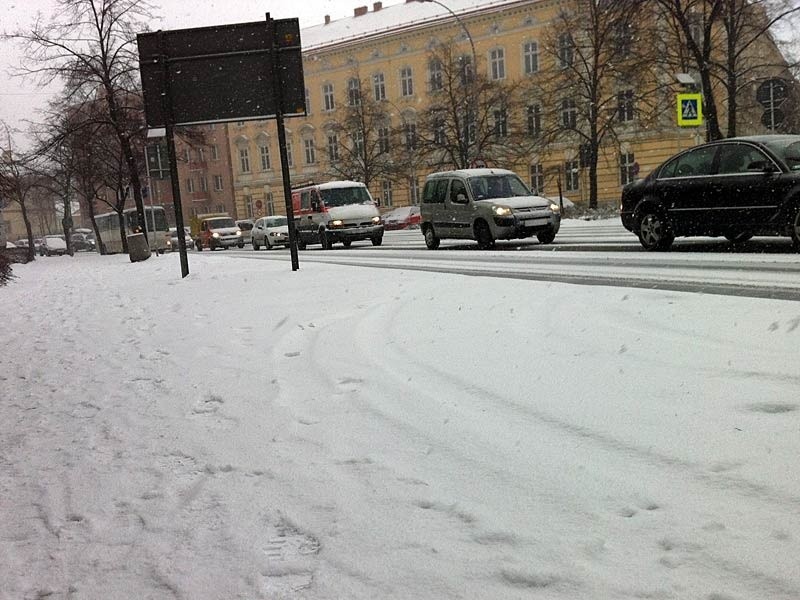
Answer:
xmin=227 ymin=0 xmax=792 ymax=218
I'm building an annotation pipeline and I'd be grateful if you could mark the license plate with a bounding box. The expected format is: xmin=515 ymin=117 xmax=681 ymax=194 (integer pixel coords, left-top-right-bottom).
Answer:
xmin=524 ymin=218 xmax=547 ymax=226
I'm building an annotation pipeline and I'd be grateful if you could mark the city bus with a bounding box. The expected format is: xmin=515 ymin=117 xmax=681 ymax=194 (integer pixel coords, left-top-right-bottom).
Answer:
xmin=94 ymin=206 xmax=169 ymax=254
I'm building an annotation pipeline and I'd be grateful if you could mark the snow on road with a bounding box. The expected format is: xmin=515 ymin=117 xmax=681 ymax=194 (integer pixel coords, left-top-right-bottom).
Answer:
xmin=1 ymin=252 xmax=799 ymax=599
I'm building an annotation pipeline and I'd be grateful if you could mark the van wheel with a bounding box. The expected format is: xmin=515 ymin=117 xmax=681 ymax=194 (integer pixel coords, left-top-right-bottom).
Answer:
xmin=371 ymin=235 xmax=382 ymax=246
xmin=253 ymin=239 xmax=260 ymax=250
xmin=537 ymin=228 xmax=556 ymax=244
xmin=474 ymin=220 xmax=495 ymax=249
xmin=343 ymin=240 xmax=352 ymax=248
xmin=637 ymin=210 xmax=674 ymax=251
xmin=424 ymin=225 xmax=440 ymax=250
xmin=320 ymin=230 xmax=332 ymax=250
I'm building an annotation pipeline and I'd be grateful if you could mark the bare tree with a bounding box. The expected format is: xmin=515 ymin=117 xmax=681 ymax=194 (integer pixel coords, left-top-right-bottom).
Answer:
xmin=0 ymin=135 xmax=39 ymax=263
xmin=656 ymin=0 xmax=800 ymax=139
xmin=539 ymin=0 xmax=658 ymax=208
xmin=326 ymin=70 xmax=397 ymax=190
xmin=412 ymin=41 xmax=530 ymax=170
xmin=6 ymin=0 xmax=153 ymax=242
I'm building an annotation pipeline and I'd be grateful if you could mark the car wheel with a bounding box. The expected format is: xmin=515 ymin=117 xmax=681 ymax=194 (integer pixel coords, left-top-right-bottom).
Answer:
xmin=474 ymin=220 xmax=495 ymax=249
xmin=724 ymin=231 xmax=753 ymax=244
xmin=343 ymin=240 xmax=352 ymax=248
xmin=253 ymin=238 xmax=260 ymax=250
xmin=424 ymin=225 xmax=440 ymax=250
xmin=320 ymin=230 xmax=332 ymax=250
xmin=238 ymin=243 xmax=244 ymax=248
xmin=370 ymin=235 xmax=382 ymax=247
xmin=791 ymin=206 xmax=800 ymax=251
xmin=537 ymin=228 xmax=557 ymax=244
xmin=195 ymin=240 xmax=203 ymax=251
xmin=637 ymin=210 xmax=674 ymax=251
xmin=297 ymin=238 xmax=307 ymax=250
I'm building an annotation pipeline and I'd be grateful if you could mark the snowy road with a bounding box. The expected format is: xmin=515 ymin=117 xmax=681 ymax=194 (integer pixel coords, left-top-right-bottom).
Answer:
xmin=223 ymin=219 xmax=800 ymax=300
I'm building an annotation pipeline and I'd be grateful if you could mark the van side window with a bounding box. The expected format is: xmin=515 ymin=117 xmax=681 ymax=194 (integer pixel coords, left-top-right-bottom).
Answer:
xmin=301 ymin=191 xmax=311 ymax=210
xmin=423 ymin=179 xmax=449 ymax=203
xmin=450 ymin=179 xmax=467 ymax=202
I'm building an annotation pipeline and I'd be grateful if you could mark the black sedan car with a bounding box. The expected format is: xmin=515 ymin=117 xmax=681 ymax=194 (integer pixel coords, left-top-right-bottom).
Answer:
xmin=620 ymin=135 xmax=800 ymax=251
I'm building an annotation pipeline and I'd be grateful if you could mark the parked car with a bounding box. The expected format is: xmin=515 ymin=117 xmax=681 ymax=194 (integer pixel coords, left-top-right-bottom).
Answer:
xmin=39 ymin=235 xmax=68 ymax=256
xmin=191 ymin=214 xmax=243 ymax=250
xmin=251 ymin=216 xmax=289 ymax=250
xmin=621 ymin=135 xmax=800 ymax=251
xmin=70 ymin=232 xmax=95 ymax=252
xmin=420 ymin=168 xmax=561 ymax=249
xmin=236 ymin=219 xmax=254 ymax=245
xmin=166 ymin=226 xmax=194 ymax=251
xmin=382 ymin=205 xmax=421 ymax=230
xmin=5 ymin=241 xmax=16 ymax=249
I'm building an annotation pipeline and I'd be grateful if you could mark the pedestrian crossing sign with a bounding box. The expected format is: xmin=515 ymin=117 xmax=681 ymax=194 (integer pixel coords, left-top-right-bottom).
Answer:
xmin=677 ymin=93 xmax=703 ymax=127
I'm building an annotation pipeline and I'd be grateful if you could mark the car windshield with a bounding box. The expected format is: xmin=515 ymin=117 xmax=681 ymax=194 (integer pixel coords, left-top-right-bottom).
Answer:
xmin=265 ymin=217 xmax=288 ymax=227
xmin=763 ymin=138 xmax=800 ymax=171
xmin=208 ymin=218 xmax=235 ymax=228
xmin=468 ymin=174 xmax=531 ymax=200
xmin=320 ymin=186 xmax=373 ymax=207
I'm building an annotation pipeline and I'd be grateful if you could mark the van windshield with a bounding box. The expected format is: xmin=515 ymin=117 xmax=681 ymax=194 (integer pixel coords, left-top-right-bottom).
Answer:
xmin=320 ymin=186 xmax=373 ymax=207
xmin=208 ymin=218 xmax=235 ymax=228
xmin=468 ymin=174 xmax=531 ymax=200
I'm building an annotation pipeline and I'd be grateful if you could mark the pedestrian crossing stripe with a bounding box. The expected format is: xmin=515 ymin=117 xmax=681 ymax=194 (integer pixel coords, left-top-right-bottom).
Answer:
xmin=677 ymin=93 xmax=703 ymax=127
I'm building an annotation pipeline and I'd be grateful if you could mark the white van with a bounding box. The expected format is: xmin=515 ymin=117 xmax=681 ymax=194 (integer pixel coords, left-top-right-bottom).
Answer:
xmin=291 ymin=181 xmax=383 ymax=249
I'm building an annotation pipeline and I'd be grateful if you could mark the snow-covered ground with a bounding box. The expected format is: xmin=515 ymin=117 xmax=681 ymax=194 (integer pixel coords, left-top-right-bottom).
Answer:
xmin=2 ymin=252 xmax=799 ymax=599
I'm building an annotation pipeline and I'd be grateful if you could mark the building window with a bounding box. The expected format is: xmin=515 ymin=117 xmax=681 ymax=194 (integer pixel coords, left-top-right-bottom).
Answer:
xmin=211 ymin=144 xmax=219 ymax=160
xmin=216 ymin=203 xmax=225 ymax=213
xmin=433 ymin=117 xmax=446 ymax=145
xmin=493 ymin=108 xmax=508 ymax=137
xmin=558 ymin=33 xmax=574 ymax=68
xmin=304 ymin=138 xmax=316 ymax=164
xmin=378 ymin=126 xmax=390 ymax=154
xmin=458 ymin=55 xmax=473 ymax=85
xmin=305 ymin=88 xmax=311 ymax=114
xmin=400 ymin=67 xmax=414 ymax=97
xmin=323 ymin=83 xmax=335 ymax=111
xmin=404 ymin=123 xmax=417 ymax=150
xmin=239 ymin=147 xmax=251 ymax=173
xmin=266 ymin=192 xmax=275 ymax=216
xmin=409 ymin=176 xmax=420 ymax=204
xmin=429 ymin=59 xmax=443 ymax=92
xmin=529 ymin=163 xmax=544 ymax=194
xmin=214 ymin=175 xmax=223 ymax=191
xmin=245 ymin=195 xmax=254 ymax=219
xmin=565 ymin=159 xmax=580 ymax=191
xmin=615 ymin=21 xmax=634 ymax=58
xmin=184 ymin=148 xmax=191 ymax=163
xmin=197 ymin=148 xmax=205 ymax=162
xmin=327 ymin=134 xmax=339 ymax=162
xmin=617 ymin=89 xmax=635 ymax=122
xmin=186 ymin=177 xmax=195 ymax=193
xmin=348 ymin=77 xmax=361 ymax=106
xmin=199 ymin=176 xmax=208 ymax=192
xmin=561 ymin=98 xmax=577 ymax=129
xmin=352 ymin=131 xmax=364 ymax=157
xmin=373 ymin=73 xmax=386 ymax=101
xmin=489 ymin=48 xmax=505 ymax=80
xmin=381 ymin=180 xmax=393 ymax=207
xmin=620 ymin=152 xmax=636 ymax=185
xmin=260 ymin=144 xmax=271 ymax=170
xmin=523 ymin=41 xmax=539 ymax=75
xmin=527 ymin=104 xmax=542 ymax=137
xmin=286 ymin=141 xmax=293 ymax=168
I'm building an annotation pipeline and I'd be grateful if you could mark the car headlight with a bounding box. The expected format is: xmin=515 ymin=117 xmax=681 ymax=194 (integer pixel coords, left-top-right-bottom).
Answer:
xmin=236 ymin=230 xmax=242 ymax=236
xmin=331 ymin=219 xmax=343 ymax=227
xmin=372 ymin=216 xmax=381 ymax=224
xmin=549 ymin=203 xmax=561 ymax=214
xmin=492 ymin=205 xmax=512 ymax=216
xmin=212 ymin=232 xmax=220 ymax=238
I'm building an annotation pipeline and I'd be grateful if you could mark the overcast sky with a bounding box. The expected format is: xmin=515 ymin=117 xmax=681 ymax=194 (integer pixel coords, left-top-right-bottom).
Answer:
xmin=1 ymin=0 xmax=367 ymax=150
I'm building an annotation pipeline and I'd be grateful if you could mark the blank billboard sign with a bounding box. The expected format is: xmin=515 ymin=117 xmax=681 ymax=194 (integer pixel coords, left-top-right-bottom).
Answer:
xmin=137 ymin=18 xmax=306 ymax=127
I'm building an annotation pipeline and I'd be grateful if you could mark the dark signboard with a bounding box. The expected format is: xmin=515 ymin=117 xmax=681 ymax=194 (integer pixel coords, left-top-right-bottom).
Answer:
xmin=137 ymin=19 xmax=306 ymax=127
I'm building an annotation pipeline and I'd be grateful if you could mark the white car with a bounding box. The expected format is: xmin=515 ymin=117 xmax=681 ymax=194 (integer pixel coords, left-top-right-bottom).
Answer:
xmin=166 ymin=226 xmax=194 ymax=251
xmin=40 ymin=235 xmax=68 ymax=256
xmin=251 ymin=216 xmax=289 ymax=250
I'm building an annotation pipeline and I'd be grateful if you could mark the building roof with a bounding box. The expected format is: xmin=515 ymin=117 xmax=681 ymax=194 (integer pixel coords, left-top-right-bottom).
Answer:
xmin=301 ymin=0 xmax=527 ymax=50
